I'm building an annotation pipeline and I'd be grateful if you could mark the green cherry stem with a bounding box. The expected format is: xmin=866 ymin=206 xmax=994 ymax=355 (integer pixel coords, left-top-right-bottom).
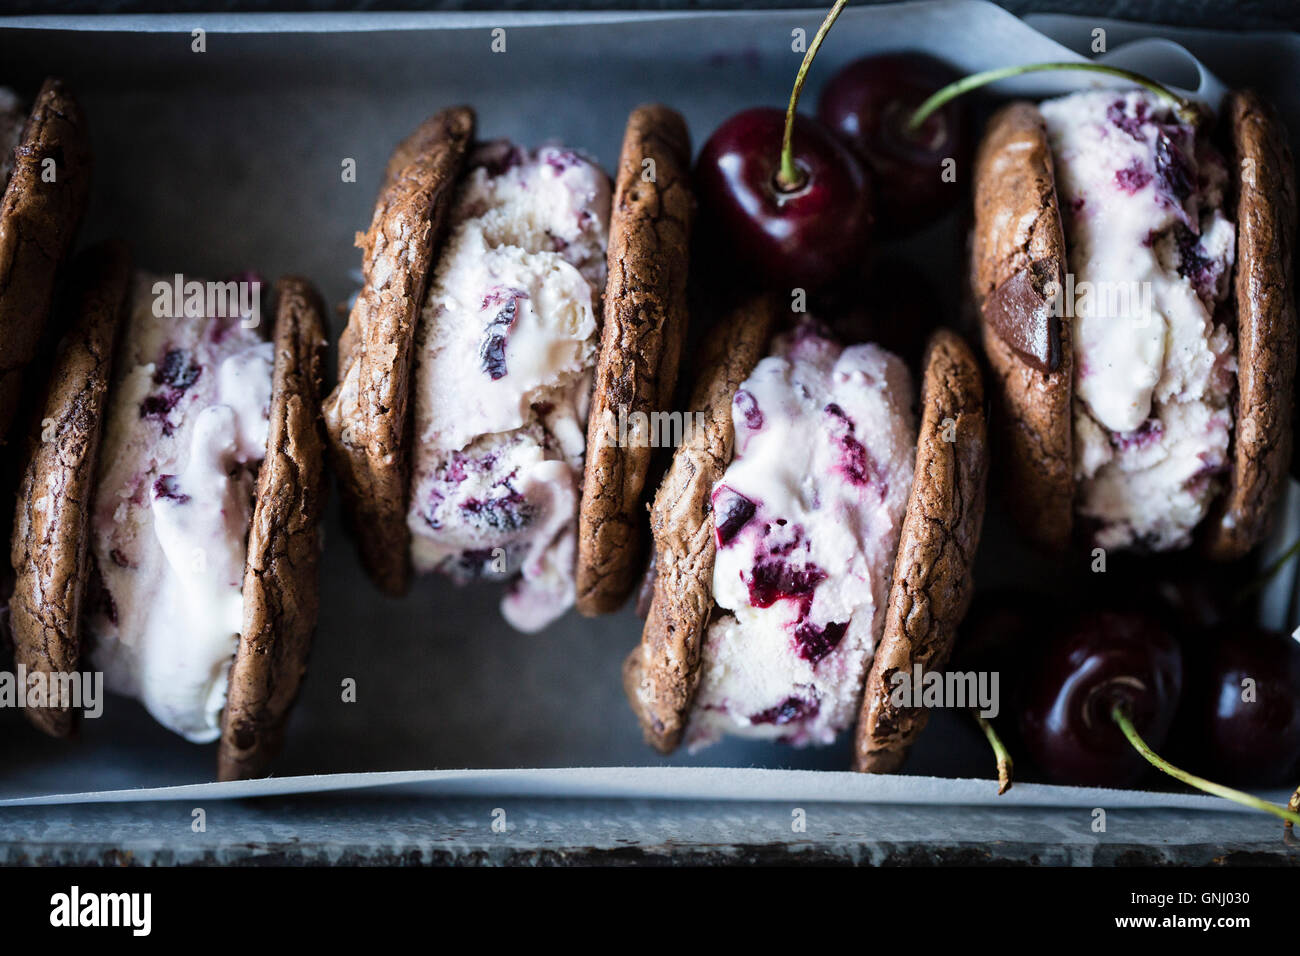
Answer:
xmin=777 ymin=0 xmax=849 ymax=191
xmin=1234 ymin=535 xmax=1300 ymax=605
xmin=1111 ymin=703 xmax=1300 ymax=826
xmin=974 ymin=711 xmax=1014 ymax=795
xmin=908 ymin=61 xmax=1200 ymax=132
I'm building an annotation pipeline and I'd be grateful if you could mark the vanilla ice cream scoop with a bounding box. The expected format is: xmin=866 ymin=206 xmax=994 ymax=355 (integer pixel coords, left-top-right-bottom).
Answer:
xmin=86 ymin=273 xmax=273 ymax=743
xmin=1040 ymin=90 xmax=1237 ymax=551
xmin=687 ymin=322 xmax=917 ymax=749
xmin=407 ymin=141 xmax=610 ymax=632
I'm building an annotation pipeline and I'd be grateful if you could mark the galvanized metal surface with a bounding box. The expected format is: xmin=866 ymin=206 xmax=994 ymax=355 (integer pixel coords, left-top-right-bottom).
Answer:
xmin=2 ymin=796 xmax=1298 ymax=865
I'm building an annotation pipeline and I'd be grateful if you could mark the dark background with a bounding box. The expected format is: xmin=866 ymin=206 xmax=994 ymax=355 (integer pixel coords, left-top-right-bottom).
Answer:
xmin=5 ymin=1 xmax=1298 ymax=32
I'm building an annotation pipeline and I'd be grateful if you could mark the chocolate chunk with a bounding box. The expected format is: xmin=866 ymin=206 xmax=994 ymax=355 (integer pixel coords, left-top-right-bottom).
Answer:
xmin=634 ymin=550 xmax=657 ymax=619
xmin=981 ymin=259 xmax=1062 ymax=373
xmin=971 ymin=101 xmax=1073 ymax=552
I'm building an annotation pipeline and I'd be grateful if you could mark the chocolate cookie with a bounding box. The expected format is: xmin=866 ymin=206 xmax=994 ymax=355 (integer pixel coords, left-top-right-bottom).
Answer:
xmin=854 ymin=329 xmax=989 ymax=773
xmin=322 ymin=106 xmax=475 ymax=596
xmin=577 ymin=105 xmax=694 ymax=616
xmin=8 ymin=240 xmax=130 ymax=738
xmin=219 ymin=277 xmax=329 ymax=782
xmin=623 ymin=294 xmax=778 ymax=752
xmin=1201 ymin=90 xmax=1297 ymax=560
xmin=0 ymin=79 xmax=92 ymax=447
xmin=970 ymin=102 xmax=1072 ymax=552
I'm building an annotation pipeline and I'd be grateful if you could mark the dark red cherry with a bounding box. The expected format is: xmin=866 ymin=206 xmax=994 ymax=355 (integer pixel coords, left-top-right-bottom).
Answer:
xmin=1019 ymin=610 xmax=1183 ymax=787
xmin=1151 ymin=573 xmax=1233 ymax=635
xmin=817 ymin=52 xmax=970 ymax=237
xmin=1103 ymin=550 xmax=1247 ymax=636
xmin=1177 ymin=626 xmax=1300 ymax=787
xmin=694 ymin=107 xmax=872 ymax=291
xmin=952 ymin=588 xmax=1051 ymax=678
xmin=817 ymin=257 xmax=940 ymax=369
xmin=950 ymin=588 xmax=1054 ymax=761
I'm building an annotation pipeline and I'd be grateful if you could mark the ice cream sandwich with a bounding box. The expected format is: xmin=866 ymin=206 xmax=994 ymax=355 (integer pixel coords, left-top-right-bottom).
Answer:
xmin=324 ymin=105 xmax=694 ymax=631
xmin=8 ymin=241 xmax=329 ymax=781
xmin=971 ymin=89 xmax=1296 ymax=558
xmin=623 ymin=296 xmax=988 ymax=772
xmin=0 ymin=78 xmax=91 ymax=448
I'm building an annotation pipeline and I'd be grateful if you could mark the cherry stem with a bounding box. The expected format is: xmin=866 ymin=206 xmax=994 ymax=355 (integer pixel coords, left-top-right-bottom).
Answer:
xmin=777 ymin=0 xmax=849 ymax=191
xmin=1111 ymin=703 xmax=1300 ymax=826
xmin=974 ymin=711 xmax=1014 ymax=795
xmin=1234 ymin=535 xmax=1300 ymax=605
xmin=1287 ymin=782 xmax=1300 ymax=831
xmin=908 ymin=61 xmax=1200 ymax=131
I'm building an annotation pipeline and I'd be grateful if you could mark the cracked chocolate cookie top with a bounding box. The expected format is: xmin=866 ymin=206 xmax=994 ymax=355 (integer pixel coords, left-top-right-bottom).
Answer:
xmin=855 ymin=329 xmax=988 ymax=773
xmin=1202 ymin=89 xmax=1297 ymax=561
xmin=322 ymin=106 xmax=475 ymax=596
xmin=577 ymin=105 xmax=695 ymax=617
xmin=0 ymin=78 xmax=92 ymax=448
xmin=219 ymin=277 xmax=330 ymax=782
xmin=8 ymin=240 xmax=130 ymax=739
xmin=971 ymin=101 xmax=1072 ymax=553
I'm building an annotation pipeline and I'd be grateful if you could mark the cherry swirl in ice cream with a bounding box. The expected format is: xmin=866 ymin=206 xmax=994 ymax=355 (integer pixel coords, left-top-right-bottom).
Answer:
xmin=687 ymin=322 xmax=916 ymax=749
xmin=1041 ymin=90 xmax=1237 ymax=550
xmin=407 ymin=142 xmax=611 ymax=632
xmin=87 ymin=273 xmax=273 ymax=743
